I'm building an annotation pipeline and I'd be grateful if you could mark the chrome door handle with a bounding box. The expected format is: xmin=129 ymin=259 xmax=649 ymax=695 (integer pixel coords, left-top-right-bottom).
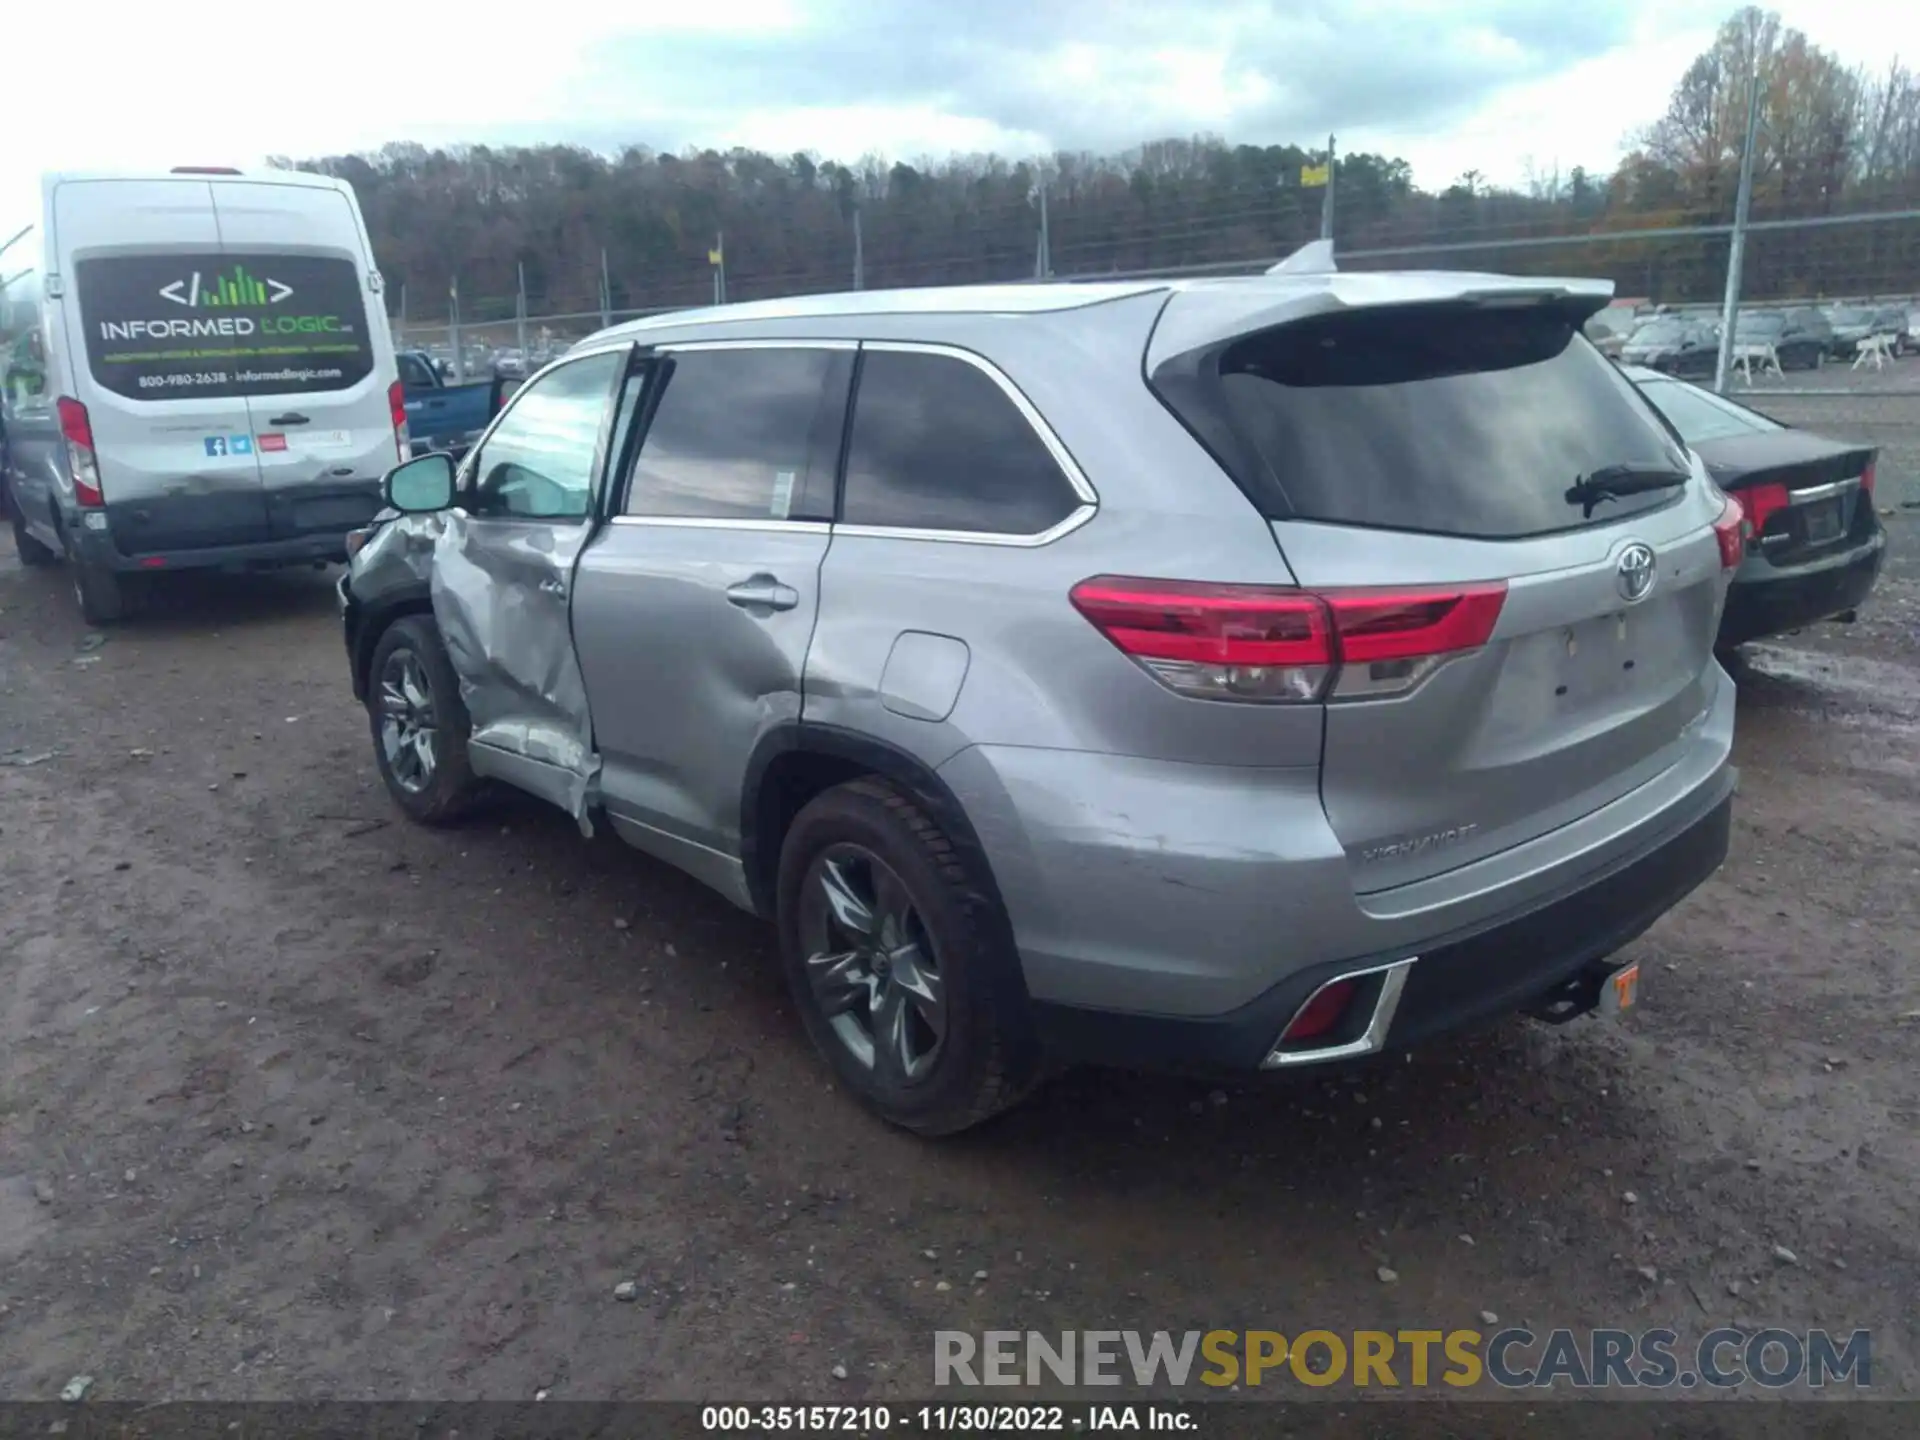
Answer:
xmin=539 ymin=578 xmax=566 ymax=597
xmin=725 ymin=575 xmax=800 ymax=612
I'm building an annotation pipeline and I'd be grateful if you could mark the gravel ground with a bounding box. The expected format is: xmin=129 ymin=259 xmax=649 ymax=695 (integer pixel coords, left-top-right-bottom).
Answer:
xmin=2 ymin=416 xmax=1918 ymax=1407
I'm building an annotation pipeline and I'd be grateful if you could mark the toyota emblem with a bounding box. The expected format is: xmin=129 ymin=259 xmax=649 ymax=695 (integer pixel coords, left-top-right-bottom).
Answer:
xmin=1615 ymin=542 xmax=1656 ymax=603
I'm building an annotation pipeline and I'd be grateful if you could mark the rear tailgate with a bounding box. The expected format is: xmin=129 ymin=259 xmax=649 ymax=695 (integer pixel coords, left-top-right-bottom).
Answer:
xmin=206 ymin=182 xmax=392 ymax=541
xmin=1149 ymin=285 xmax=1735 ymax=892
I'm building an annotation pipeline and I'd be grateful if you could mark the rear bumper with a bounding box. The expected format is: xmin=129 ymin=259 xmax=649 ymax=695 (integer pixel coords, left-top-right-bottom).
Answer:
xmin=1030 ymin=779 xmax=1733 ymax=1073
xmin=1720 ymin=531 xmax=1885 ymax=647
xmin=76 ymin=524 xmax=353 ymax=573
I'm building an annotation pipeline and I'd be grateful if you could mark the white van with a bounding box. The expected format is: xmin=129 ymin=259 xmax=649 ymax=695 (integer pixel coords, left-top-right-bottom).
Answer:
xmin=1 ymin=168 xmax=403 ymax=621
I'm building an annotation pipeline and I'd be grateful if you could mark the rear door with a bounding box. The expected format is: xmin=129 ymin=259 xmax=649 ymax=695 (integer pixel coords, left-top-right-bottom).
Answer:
xmin=56 ymin=178 xmax=271 ymax=551
xmin=1160 ymin=299 xmax=1729 ymax=892
xmin=205 ymin=180 xmax=391 ymax=542
xmin=570 ymin=341 xmax=848 ymax=886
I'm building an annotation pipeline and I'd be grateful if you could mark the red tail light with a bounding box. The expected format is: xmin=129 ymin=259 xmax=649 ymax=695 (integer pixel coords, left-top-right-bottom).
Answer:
xmin=1734 ymin=483 xmax=1786 ymax=550
xmin=388 ymin=378 xmax=409 ymax=462
xmin=1069 ymin=577 xmax=1507 ymax=704
xmin=57 ymin=397 xmax=104 ymax=508
xmin=1860 ymin=459 xmax=1876 ymax=496
xmin=1280 ymin=979 xmax=1356 ymax=1043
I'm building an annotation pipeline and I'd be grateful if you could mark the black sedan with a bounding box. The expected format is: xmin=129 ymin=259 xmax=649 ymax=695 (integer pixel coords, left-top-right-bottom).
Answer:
xmin=1625 ymin=366 xmax=1886 ymax=648
xmin=1619 ymin=316 xmax=1719 ymax=377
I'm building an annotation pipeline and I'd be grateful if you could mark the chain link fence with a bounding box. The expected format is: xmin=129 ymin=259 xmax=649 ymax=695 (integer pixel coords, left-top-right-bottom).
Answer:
xmin=386 ymin=185 xmax=1920 ymax=505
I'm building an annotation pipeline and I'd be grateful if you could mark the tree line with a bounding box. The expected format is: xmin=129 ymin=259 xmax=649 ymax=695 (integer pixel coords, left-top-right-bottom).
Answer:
xmin=280 ymin=7 xmax=1920 ymax=325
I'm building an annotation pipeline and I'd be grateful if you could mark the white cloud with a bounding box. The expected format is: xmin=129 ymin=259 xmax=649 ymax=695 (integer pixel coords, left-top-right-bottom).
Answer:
xmin=0 ymin=0 xmax=1899 ymax=223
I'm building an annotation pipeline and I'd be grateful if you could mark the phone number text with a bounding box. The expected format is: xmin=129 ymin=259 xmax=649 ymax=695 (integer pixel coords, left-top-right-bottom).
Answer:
xmin=137 ymin=371 xmax=230 ymax=389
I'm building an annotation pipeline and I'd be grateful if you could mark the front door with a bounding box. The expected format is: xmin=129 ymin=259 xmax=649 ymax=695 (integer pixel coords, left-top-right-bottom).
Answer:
xmin=570 ymin=342 xmax=851 ymax=901
xmin=430 ymin=345 xmax=631 ymax=820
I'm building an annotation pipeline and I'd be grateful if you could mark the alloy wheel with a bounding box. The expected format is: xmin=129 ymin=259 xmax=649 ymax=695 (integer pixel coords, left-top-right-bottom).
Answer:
xmin=797 ymin=844 xmax=948 ymax=1084
xmin=378 ymin=647 xmax=439 ymax=793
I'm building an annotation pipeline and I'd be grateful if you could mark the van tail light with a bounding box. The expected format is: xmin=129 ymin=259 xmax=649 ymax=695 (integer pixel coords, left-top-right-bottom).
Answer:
xmin=57 ymin=397 xmax=104 ymax=508
xmin=1859 ymin=459 xmax=1876 ymax=496
xmin=388 ymin=378 xmax=409 ymax=462
xmin=1069 ymin=577 xmax=1507 ymax=704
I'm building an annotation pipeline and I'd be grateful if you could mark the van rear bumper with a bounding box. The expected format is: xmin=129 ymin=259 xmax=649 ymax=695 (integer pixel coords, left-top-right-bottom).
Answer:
xmin=1029 ymin=777 xmax=1733 ymax=1073
xmin=76 ymin=525 xmax=352 ymax=572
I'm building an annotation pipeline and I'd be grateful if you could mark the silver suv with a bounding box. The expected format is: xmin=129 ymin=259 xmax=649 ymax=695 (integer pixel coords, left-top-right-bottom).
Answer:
xmin=339 ymin=265 xmax=1743 ymax=1133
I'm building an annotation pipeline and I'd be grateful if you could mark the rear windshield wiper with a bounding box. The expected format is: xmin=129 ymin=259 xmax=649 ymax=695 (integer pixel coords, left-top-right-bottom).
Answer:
xmin=1565 ymin=463 xmax=1690 ymax=519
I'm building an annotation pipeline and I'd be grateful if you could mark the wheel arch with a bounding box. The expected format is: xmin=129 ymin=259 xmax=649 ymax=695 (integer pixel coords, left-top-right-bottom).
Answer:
xmin=741 ymin=725 xmax=1015 ymax=949
xmin=352 ymin=584 xmax=436 ymax=703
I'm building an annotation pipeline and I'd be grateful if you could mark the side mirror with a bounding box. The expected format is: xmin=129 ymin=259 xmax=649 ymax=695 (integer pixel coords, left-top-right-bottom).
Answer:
xmin=383 ymin=452 xmax=456 ymax=513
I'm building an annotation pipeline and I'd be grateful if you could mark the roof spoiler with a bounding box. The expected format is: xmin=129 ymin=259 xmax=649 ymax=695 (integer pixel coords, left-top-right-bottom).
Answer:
xmin=1265 ymin=239 xmax=1336 ymax=276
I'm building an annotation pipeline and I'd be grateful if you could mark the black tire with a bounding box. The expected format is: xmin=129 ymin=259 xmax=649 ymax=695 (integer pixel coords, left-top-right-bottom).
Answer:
xmin=776 ymin=777 xmax=1042 ymax=1135
xmin=365 ymin=614 xmax=486 ymax=825
xmin=12 ymin=510 xmax=57 ymax=567
xmin=64 ymin=535 xmax=128 ymax=624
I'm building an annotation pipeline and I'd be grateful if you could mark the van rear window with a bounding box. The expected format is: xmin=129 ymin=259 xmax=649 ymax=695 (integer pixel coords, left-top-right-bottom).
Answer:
xmin=75 ymin=252 xmax=375 ymax=402
xmin=1155 ymin=304 xmax=1690 ymax=538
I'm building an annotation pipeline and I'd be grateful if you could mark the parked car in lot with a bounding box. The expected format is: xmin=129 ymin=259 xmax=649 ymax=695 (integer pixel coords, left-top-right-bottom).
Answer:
xmin=396 ymin=348 xmax=505 ymax=460
xmin=1582 ymin=306 xmax=1638 ymax=358
xmin=1626 ymin=366 xmax=1885 ymax=649
xmin=1821 ymin=303 xmax=1910 ymax=358
xmin=1735 ymin=308 xmax=1831 ymax=370
xmin=338 ymin=269 xmax=1740 ymax=1133
xmin=2 ymin=167 xmax=404 ymax=623
xmin=1620 ymin=315 xmax=1719 ymax=377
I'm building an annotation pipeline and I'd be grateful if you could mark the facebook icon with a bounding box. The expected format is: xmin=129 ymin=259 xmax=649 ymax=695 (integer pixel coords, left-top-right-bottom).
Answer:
xmin=204 ymin=436 xmax=229 ymax=457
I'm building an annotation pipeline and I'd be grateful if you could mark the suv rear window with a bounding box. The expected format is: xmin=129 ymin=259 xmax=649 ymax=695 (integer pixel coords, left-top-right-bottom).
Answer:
xmin=76 ymin=251 xmax=375 ymax=402
xmin=1159 ymin=304 xmax=1688 ymax=538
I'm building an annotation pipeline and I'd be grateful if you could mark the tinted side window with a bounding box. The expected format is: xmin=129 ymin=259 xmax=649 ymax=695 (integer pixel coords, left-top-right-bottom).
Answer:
xmin=842 ymin=349 xmax=1082 ymax=535
xmin=470 ymin=350 xmax=622 ymax=521
xmin=625 ymin=347 xmax=846 ymax=521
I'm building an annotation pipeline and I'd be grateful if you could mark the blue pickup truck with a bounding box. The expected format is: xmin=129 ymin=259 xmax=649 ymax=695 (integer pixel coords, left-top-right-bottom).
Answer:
xmin=396 ymin=350 xmax=506 ymax=459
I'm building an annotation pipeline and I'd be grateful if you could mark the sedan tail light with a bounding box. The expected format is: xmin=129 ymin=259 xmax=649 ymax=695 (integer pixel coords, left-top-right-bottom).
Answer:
xmin=1069 ymin=576 xmax=1507 ymax=703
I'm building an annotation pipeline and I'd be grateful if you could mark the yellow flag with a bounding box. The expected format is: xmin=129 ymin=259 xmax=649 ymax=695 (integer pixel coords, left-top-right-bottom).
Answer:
xmin=707 ymin=247 xmax=723 ymax=266
xmin=1300 ymin=163 xmax=1330 ymax=187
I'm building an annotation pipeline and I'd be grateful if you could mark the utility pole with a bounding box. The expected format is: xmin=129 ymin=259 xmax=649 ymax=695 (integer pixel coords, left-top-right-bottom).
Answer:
xmin=515 ymin=262 xmax=528 ymax=364
xmin=599 ymin=247 xmax=612 ymax=330
xmin=853 ymin=209 xmax=865 ymax=291
xmin=1714 ymin=35 xmax=1765 ymax=395
xmin=449 ymin=275 xmax=463 ymax=383
xmin=711 ymin=231 xmax=727 ymax=306
xmin=1034 ymin=183 xmax=1052 ymax=280
xmin=1321 ymin=133 xmax=1337 ymax=242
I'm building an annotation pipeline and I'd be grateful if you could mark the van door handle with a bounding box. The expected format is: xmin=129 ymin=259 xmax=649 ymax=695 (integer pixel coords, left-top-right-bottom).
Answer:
xmin=539 ymin=578 xmax=566 ymax=598
xmin=725 ymin=575 xmax=800 ymax=612
xmin=268 ymin=412 xmax=310 ymax=426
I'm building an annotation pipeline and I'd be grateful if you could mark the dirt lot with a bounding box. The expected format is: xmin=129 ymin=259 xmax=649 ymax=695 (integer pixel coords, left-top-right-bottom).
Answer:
xmin=3 ymin=434 xmax=1918 ymax=1404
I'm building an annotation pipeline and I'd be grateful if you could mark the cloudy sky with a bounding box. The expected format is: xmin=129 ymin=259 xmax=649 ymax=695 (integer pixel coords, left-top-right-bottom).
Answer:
xmin=0 ymin=0 xmax=1903 ymax=217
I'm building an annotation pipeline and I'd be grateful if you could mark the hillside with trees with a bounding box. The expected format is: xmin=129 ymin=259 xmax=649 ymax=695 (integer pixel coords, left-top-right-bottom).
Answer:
xmin=281 ymin=6 xmax=1920 ymax=324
